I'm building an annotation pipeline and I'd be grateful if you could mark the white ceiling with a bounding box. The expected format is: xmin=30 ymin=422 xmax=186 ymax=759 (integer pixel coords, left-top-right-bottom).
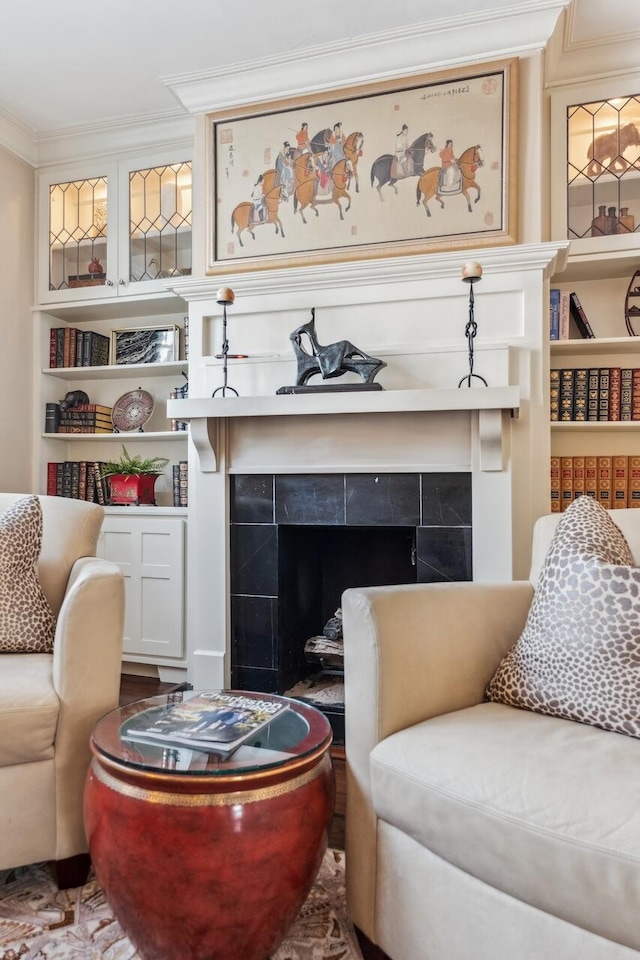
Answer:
xmin=0 ymin=0 xmax=634 ymax=138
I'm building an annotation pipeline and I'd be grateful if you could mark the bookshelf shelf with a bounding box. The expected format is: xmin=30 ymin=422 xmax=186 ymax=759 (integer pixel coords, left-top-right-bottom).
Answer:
xmin=42 ymin=431 xmax=186 ymax=442
xmin=550 ymin=337 xmax=640 ymax=358
xmin=42 ymin=361 xmax=187 ymax=381
xmin=551 ymin=421 xmax=640 ymax=432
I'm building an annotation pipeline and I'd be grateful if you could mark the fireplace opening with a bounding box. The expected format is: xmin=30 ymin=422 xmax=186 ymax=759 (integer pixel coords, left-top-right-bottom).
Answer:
xmin=277 ymin=525 xmax=417 ymax=735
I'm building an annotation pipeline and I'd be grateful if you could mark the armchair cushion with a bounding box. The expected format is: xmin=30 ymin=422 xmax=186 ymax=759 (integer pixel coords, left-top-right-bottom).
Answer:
xmin=370 ymin=700 xmax=640 ymax=951
xmin=0 ymin=497 xmax=55 ymax=653
xmin=486 ymin=495 xmax=640 ymax=739
xmin=0 ymin=654 xmax=58 ymax=764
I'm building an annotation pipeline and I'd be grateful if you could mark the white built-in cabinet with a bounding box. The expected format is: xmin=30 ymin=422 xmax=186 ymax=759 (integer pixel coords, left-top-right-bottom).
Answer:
xmin=37 ymin=145 xmax=192 ymax=305
xmin=97 ymin=514 xmax=186 ymax=666
xmin=549 ymin=249 xmax=640 ymax=461
xmin=34 ymin=145 xmax=193 ymax=680
xmin=547 ymin=74 xmax=640 ymax=494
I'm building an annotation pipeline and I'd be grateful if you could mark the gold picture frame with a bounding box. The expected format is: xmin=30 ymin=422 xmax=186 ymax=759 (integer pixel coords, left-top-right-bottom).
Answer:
xmin=110 ymin=324 xmax=180 ymax=366
xmin=206 ymin=58 xmax=518 ymax=274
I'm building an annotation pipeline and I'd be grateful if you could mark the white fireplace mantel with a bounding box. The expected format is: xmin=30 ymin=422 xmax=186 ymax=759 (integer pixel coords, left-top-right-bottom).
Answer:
xmin=168 ymin=386 xmax=520 ymax=474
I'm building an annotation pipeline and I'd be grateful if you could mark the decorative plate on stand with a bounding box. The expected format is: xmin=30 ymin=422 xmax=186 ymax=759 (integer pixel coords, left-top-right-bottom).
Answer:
xmin=112 ymin=389 xmax=154 ymax=432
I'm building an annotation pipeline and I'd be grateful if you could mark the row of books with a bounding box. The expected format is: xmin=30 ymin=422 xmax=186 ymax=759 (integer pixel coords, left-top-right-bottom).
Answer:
xmin=45 ymin=402 xmax=113 ymax=434
xmin=47 ymin=461 xmax=112 ymax=504
xmin=550 ymin=367 xmax=640 ymax=421
xmin=550 ymin=455 xmax=640 ymax=512
xmin=172 ymin=461 xmax=188 ymax=507
xmin=49 ymin=327 xmax=111 ymax=368
xmin=549 ymin=289 xmax=595 ymax=340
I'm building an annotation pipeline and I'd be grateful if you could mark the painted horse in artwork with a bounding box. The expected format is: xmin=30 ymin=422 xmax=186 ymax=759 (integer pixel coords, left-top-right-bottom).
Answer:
xmin=370 ymin=132 xmax=437 ymax=199
xmin=415 ymin=144 xmax=484 ymax=216
xmin=293 ymin=154 xmax=354 ymax=223
xmin=231 ymin=168 xmax=285 ymax=246
xmin=309 ymin=129 xmax=364 ymax=191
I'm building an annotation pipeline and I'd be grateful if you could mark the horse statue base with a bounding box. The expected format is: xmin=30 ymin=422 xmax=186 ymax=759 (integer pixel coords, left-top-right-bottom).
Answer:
xmin=276 ymin=382 xmax=384 ymax=395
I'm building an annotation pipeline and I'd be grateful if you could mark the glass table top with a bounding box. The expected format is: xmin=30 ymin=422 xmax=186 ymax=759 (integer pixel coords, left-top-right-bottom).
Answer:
xmin=91 ymin=690 xmax=333 ymax=777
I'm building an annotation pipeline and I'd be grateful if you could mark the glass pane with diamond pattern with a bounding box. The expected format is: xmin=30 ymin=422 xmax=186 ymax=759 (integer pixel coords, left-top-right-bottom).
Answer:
xmin=129 ymin=162 xmax=192 ymax=283
xmin=49 ymin=177 xmax=108 ymax=290
xmin=567 ymin=94 xmax=640 ymax=240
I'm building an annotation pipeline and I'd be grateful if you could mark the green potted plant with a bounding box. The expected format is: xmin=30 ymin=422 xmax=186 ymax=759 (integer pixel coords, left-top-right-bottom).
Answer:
xmin=101 ymin=445 xmax=169 ymax=505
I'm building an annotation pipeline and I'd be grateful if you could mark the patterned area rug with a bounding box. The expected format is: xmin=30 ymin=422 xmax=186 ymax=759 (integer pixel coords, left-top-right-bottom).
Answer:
xmin=0 ymin=848 xmax=363 ymax=960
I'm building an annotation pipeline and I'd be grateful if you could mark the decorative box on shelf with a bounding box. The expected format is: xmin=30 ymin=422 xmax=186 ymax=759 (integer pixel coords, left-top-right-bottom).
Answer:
xmin=67 ymin=273 xmax=107 ymax=288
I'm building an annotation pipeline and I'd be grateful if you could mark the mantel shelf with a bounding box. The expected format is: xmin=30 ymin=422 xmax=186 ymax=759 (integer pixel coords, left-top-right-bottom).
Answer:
xmin=167 ymin=386 xmax=520 ymax=473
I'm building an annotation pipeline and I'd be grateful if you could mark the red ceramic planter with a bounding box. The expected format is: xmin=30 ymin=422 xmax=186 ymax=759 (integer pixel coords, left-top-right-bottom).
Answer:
xmin=108 ymin=473 xmax=159 ymax=505
xmin=84 ymin=692 xmax=335 ymax=960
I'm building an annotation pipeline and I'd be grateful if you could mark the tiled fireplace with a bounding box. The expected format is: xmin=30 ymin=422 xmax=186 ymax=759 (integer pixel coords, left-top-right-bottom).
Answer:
xmin=229 ymin=472 xmax=472 ymax=741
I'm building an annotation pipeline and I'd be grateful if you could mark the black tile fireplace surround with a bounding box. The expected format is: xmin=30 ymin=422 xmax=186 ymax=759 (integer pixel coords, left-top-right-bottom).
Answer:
xmin=229 ymin=473 xmax=472 ymax=743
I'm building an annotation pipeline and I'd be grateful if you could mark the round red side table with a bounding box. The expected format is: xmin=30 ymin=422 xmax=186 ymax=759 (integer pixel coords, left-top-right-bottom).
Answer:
xmin=84 ymin=691 xmax=334 ymax=960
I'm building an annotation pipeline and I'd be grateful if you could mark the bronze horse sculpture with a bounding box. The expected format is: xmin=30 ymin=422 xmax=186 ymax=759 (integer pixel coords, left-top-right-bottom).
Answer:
xmin=415 ymin=144 xmax=484 ymax=216
xmin=288 ymin=309 xmax=386 ymax=386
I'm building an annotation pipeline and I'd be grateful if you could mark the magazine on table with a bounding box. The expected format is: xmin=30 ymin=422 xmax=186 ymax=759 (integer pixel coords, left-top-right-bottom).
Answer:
xmin=121 ymin=692 xmax=289 ymax=757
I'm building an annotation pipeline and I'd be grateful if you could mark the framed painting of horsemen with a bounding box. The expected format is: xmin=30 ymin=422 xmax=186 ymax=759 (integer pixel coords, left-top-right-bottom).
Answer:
xmin=205 ymin=58 xmax=517 ymax=274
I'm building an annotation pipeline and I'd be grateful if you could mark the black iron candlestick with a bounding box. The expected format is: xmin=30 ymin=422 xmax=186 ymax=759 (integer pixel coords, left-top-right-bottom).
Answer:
xmin=212 ymin=286 xmax=245 ymax=397
xmin=458 ymin=262 xmax=488 ymax=388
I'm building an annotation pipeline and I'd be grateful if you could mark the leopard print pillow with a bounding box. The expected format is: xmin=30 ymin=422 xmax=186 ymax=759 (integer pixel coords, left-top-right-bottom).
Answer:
xmin=0 ymin=496 xmax=55 ymax=653
xmin=485 ymin=495 xmax=640 ymax=738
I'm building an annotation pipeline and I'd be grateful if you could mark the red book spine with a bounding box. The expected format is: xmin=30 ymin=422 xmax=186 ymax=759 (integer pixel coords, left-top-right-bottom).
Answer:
xmin=46 ymin=462 xmax=58 ymax=496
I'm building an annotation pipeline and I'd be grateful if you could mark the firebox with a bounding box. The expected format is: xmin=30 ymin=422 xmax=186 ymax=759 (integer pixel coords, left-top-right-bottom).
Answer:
xmin=229 ymin=472 xmax=472 ymax=743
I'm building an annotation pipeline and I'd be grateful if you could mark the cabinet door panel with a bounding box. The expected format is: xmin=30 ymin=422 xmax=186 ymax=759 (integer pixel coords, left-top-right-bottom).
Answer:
xmin=98 ymin=517 xmax=185 ymax=661
xmin=38 ymin=162 xmax=118 ymax=304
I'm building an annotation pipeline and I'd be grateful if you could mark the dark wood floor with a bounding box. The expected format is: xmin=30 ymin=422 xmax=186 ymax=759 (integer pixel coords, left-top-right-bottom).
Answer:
xmin=119 ymin=674 xmax=189 ymax=706
xmin=118 ymin=677 xmax=385 ymax=955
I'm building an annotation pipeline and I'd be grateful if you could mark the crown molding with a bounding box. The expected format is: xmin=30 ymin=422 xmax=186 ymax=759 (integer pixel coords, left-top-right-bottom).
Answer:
xmin=0 ymin=105 xmax=194 ymax=168
xmin=164 ymin=0 xmax=570 ymax=115
xmin=33 ymin=111 xmax=195 ymax=167
xmin=545 ymin=0 xmax=640 ymax=85
xmin=0 ymin=106 xmax=37 ymax=166
xmin=165 ymin=242 xmax=569 ymax=304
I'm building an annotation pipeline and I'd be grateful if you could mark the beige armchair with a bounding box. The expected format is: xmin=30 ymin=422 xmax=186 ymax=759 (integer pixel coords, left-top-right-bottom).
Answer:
xmin=0 ymin=494 xmax=124 ymax=888
xmin=343 ymin=508 xmax=640 ymax=960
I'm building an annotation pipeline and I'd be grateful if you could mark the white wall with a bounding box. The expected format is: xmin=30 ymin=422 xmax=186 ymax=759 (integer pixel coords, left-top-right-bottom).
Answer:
xmin=0 ymin=145 xmax=34 ymax=492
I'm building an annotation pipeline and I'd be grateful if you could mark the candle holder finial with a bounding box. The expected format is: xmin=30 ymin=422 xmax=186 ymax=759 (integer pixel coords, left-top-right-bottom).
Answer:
xmin=212 ymin=287 xmax=240 ymax=397
xmin=458 ymin=263 xmax=488 ymax=389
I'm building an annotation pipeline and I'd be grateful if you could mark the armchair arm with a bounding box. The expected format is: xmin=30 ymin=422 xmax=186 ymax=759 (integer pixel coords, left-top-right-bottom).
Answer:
xmin=52 ymin=556 xmax=124 ymax=859
xmin=342 ymin=579 xmax=532 ymax=940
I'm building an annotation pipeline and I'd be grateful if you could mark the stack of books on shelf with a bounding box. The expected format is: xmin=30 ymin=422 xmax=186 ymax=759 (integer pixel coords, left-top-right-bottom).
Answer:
xmin=172 ymin=460 xmax=188 ymax=506
xmin=550 ymin=455 xmax=640 ymax=512
xmin=549 ymin=290 xmax=595 ymax=341
xmin=550 ymin=367 xmax=640 ymax=421
xmin=47 ymin=460 xmax=110 ymax=503
xmin=45 ymin=403 xmax=113 ymax=434
xmin=49 ymin=328 xmax=111 ymax=368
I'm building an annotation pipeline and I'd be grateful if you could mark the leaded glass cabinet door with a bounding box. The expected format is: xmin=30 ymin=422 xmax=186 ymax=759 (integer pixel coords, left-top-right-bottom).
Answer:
xmin=120 ymin=157 xmax=192 ymax=294
xmin=39 ymin=162 xmax=118 ymax=304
